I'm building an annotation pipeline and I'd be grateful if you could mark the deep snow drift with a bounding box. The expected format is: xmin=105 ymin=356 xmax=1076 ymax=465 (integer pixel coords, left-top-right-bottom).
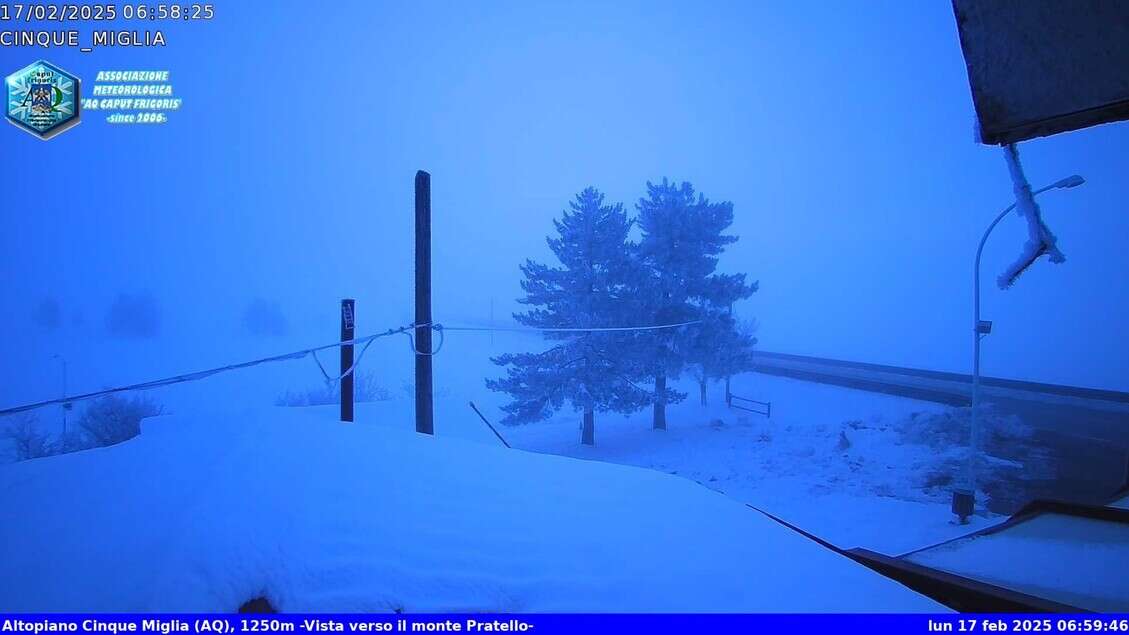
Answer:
xmin=0 ymin=406 xmax=945 ymax=612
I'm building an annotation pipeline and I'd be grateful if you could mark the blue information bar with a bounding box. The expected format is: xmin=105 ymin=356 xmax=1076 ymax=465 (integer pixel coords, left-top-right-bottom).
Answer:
xmin=1 ymin=615 xmax=1128 ymax=635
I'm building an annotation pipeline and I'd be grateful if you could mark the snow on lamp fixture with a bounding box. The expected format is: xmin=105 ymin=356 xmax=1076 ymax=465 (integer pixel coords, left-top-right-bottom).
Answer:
xmin=1053 ymin=175 xmax=1085 ymax=189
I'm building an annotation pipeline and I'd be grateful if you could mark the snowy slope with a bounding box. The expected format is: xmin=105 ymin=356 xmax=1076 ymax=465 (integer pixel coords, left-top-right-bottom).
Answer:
xmin=0 ymin=406 xmax=945 ymax=612
xmin=296 ymin=397 xmax=504 ymax=446
xmin=503 ymin=373 xmax=997 ymax=555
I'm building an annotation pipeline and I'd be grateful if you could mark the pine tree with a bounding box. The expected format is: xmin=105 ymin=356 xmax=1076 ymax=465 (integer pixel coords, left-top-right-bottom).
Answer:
xmin=486 ymin=188 xmax=650 ymax=445
xmin=685 ymin=274 xmax=759 ymax=405
xmin=685 ymin=310 xmax=758 ymax=406
xmin=633 ymin=179 xmax=756 ymax=428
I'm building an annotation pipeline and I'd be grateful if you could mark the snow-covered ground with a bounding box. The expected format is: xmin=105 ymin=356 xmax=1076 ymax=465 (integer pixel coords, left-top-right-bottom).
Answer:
xmin=3 ymin=328 xmax=1004 ymax=561
xmin=0 ymin=406 xmax=946 ymax=612
xmin=498 ymin=373 xmax=999 ymax=555
xmin=286 ymin=369 xmax=1002 ymax=557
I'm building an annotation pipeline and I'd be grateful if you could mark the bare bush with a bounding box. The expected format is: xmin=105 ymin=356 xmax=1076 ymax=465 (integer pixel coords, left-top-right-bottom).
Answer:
xmin=54 ymin=428 xmax=94 ymax=454
xmin=79 ymin=395 xmax=163 ymax=448
xmin=399 ymin=381 xmax=450 ymax=400
xmin=2 ymin=414 xmax=54 ymax=461
xmin=276 ymin=372 xmax=391 ymax=407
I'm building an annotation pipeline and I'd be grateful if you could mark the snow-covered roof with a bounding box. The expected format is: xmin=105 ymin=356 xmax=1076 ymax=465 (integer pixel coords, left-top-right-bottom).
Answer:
xmin=0 ymin=406 xmax=944 ymax=612
xmin=952 ymin=0 xmax=1129 ymax=144
xmin=906 ymin=509 xmax=1129 ymax=612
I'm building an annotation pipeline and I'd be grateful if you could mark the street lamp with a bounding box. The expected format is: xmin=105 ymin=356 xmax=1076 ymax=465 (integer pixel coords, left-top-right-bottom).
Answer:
xmin=51 ymin=354 xmax=68 ymax=437
xmin=956 ymin=174 xmax=1085 ymax=522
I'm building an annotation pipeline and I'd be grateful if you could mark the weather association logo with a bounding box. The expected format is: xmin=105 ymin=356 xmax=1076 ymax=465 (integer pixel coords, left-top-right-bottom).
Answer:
xmin=5 ymin=60 xmax=81 ymax=140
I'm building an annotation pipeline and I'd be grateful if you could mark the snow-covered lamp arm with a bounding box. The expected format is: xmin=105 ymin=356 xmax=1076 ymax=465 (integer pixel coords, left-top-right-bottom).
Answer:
xmin=997 ymin=144 xmax=1070 ymax=289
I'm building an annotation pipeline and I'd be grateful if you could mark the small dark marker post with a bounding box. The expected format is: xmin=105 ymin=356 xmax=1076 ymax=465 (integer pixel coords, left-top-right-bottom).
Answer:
xmin=725 ymin=301 xmax=733 ymax=407
xmin=415 ymin=170 xmax=434 ymax=435
xmin=340 ymin=298 xmax=355 ymax=423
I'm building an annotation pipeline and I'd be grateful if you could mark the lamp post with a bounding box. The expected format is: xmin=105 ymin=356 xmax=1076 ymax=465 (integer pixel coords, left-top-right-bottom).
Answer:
xmin=51 ymin=353 xmax=68 ymax=437
xmin=958 ymin=174 xmax=1085 ymax=521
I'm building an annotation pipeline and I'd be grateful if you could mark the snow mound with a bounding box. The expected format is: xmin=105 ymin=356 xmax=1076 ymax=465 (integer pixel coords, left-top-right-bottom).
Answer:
xmin=0 ymin=407 xmax=945 ymax=612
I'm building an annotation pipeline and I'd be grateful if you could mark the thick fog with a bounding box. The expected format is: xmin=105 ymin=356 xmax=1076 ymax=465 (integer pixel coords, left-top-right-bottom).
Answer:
xmin=3 ymin=0 xmax=1128 ymax=420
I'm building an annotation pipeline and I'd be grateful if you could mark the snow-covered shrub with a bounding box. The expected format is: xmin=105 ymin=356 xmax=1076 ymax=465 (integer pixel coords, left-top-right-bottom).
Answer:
xmin=276 ymin=372 xmax=391 ymax=407
xmin=2 ymin=414 xmax=54 ymax=461
xmin=896 ymin=406 xmax=1032 ymax=454
xmin=893 ymin=406 xmax=1044 ymax=512
xmin=78 ymin=395 xmax=162 ymax=448
xmin=105 ymin=292 xmax=161 ymax=338
xmin=54 ymin=428 xmax=94 ymax=455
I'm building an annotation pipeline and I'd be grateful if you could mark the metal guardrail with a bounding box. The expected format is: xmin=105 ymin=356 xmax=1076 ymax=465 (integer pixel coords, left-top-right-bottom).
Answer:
xmin=754 ymin=350 xmax=1129 ymax=405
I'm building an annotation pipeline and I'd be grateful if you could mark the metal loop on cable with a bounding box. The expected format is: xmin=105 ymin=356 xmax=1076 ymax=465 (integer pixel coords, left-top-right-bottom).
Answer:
xmin=405 ymin=323 xmax=445 ymax=356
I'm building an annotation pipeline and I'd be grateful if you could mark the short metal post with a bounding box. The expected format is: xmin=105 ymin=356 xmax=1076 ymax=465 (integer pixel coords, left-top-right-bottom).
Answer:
xmin=52 ymin=354 xmax=67 ymax=436
xmin=725 ymin=302 xmax=733 ymax=407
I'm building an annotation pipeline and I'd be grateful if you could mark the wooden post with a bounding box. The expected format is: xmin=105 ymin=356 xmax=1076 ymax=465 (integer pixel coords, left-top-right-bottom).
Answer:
xmin=415 ymin=170 xmax=434 ymax=435
xmin=340 ymin=298 xmax=355 ymax=422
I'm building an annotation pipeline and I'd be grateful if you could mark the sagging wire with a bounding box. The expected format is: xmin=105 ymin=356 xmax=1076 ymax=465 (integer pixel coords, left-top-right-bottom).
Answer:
xmin=0 ymin=318 xmax=700 ymax=417
xmin=0 ymin=322 xmax=424 ymax=417
xmin=311 ymin=333 xmax=380 ymax=386
xmin=438 ymin=319 xmax=700 ymax=334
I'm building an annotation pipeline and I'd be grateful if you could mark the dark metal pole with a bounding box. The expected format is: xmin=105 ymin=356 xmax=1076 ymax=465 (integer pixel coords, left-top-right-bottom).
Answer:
xmin=469 ymin=401 xmax=510 ymax=448
xmin=415 ymin=170 xmax=434 ymax=435
xmin=725 ymin=302 xmax=733 ymax=407
xmin=340 ymin=298 xmax=355 ymax=422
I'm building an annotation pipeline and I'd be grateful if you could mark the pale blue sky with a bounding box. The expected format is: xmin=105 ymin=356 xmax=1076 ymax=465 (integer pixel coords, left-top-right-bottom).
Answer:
xmin=2 ymin=0 xmax=1127 ymax=401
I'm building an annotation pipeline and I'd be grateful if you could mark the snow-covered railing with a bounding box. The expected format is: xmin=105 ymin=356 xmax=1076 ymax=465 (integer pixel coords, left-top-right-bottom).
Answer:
xmin=728 ymin=393 xmax=771 ymax=418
